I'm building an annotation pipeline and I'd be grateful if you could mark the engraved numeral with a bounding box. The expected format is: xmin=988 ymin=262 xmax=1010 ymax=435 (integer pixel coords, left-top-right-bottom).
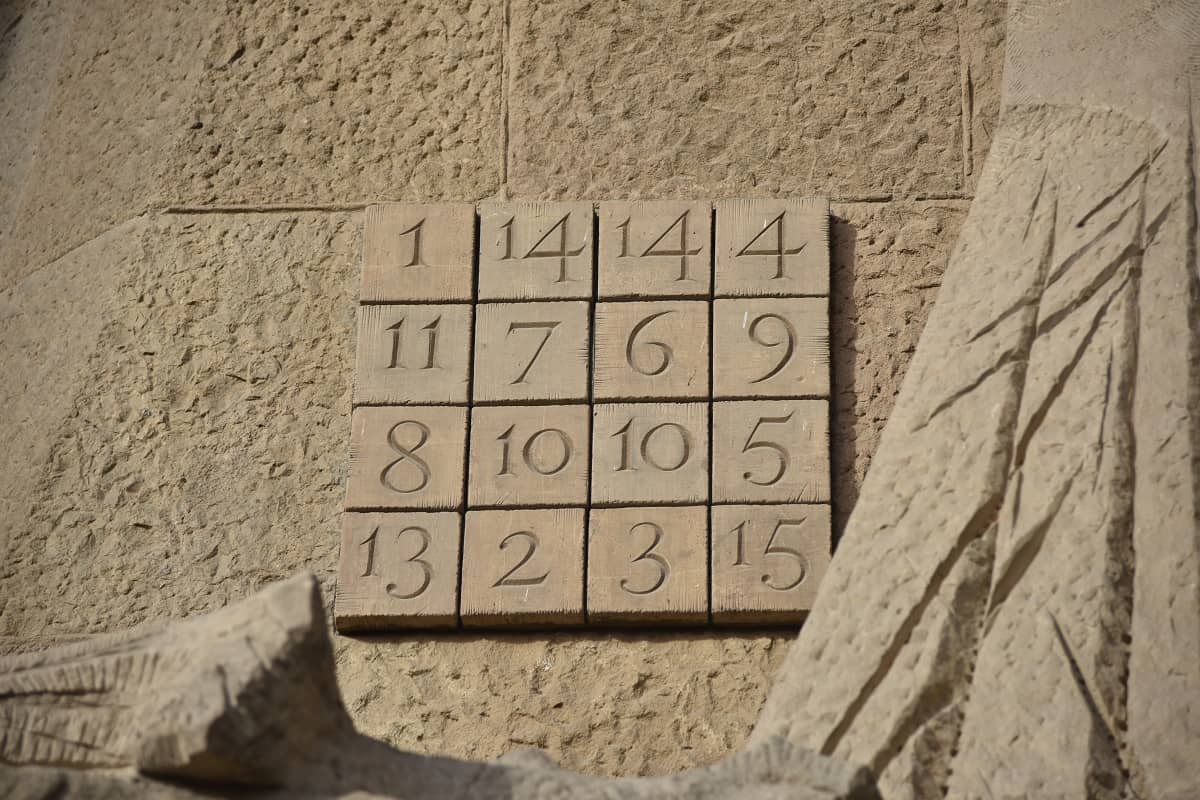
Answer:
xmin=386 ymin=316 xmax=441 ymax=370
xmin=359 ymin=525 xmax=434 ymax=599
xmin=612 ymin=418 xmax=692 ymax=472
xmin=625 ymin=311 xmax=674 ymax=376
xmin=746 ymin=313 xmax=796 ymax=383
xmin=379 ymin=420 xmax=432 ymax=493
xmin=501 ymin=214 xmax=585 ymax=283
xmin=641 ymin=210 xmax=702 ymax=281
xmin=397 ymin=219 xmax=425 ymax=268
xmin=620 ymin=521 xmax=669 ymax=596
xmin=493 ymin=530 xmax=549 ymax=587
xmin=507 ymin=320 xmax=560 ymax=384
xmin=616 ymin=217 xmax=632 ymax=258
xmin=741 ymin=414 xmax=792 ymax=485
xmin=729 ymin=519 xmax=809 ymax=591
xmin=497 ymin=425 xmax=573 ymax=476
xmin=736 ymin=212 xmax=804 ymax=279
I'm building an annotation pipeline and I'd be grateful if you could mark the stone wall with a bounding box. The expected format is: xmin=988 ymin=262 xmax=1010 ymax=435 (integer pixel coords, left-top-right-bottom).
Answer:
xmin=0 ymin=0 xmax=1004 ymax=777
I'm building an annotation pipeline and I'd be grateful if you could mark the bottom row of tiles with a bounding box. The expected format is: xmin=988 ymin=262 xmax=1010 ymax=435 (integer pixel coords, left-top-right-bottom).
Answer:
xmin=335 ymin=505 xmax=830 ymax=630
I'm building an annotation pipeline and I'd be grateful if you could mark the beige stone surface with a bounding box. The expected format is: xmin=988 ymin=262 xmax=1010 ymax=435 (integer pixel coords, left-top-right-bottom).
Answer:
xmin=593 ymin=301 xmax=710 ymax=400
xmin=462 ymin=508 xmax=585 ymax=627
xmin=473 ymin=301 xmax=591 ymax=402
xmin=468 ymin=405 xmax=591 ymax=507
xmin=508 ymin=0 xmax=966 ymax=201
xmin=478 ymin=202 xmax=594 ymax=300
xmin=1 ymin=0 xmax=216 ymax=287
xmin=711 ymin=505 xmax=831 ymax=624
xmin=360 ymin=203 xmax=476 ymax=303
xmin=0 ymin=0 xmax=1010 ymax=784
xmin=715 ymin=199 xmax=830 ymax=297
xmin=335 ymin=512 xmax=461 ymax=631
xmin=597 ymin=201 xmax=712 ymax=298
xmin=712 ymin=400 xmax=830 ymax=504
xmin=713 ymin=298 xmax=829 ymax=399
xmin=163 ymin=1 xmax=504 ymax=207
xmin=345 ymin=406 xmax=467 ymax=510
xmin=353 ymin=304 xmax=473 ymax=405
xmin=591 ymin=403 xmax=709 ymax=506
xmin=587 ymin=506 xmax=708 ymax=625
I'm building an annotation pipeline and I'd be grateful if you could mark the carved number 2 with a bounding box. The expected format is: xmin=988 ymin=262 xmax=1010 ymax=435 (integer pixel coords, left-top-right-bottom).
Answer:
xmin=730 ymin=519 xmax=809 ymax=591
xmin=360 ymin=525 xmax=433 ymax=599
xmin=493 ymin=531 xmax=549 ymax=587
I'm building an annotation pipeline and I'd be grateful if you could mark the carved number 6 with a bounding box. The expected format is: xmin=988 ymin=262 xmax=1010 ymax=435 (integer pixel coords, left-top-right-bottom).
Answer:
xmin=625 ymin=311 xmax=675 ymax=376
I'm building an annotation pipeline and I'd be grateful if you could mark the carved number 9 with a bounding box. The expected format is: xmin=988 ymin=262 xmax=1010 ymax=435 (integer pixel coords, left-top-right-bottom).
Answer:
xmin=625 ymin=310 xmax=674 ymax=376
xmin=747 ymin=313 xmax=796 ymax=384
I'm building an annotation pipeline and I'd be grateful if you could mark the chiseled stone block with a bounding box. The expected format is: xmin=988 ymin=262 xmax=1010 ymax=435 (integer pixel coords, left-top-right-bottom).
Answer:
xmin=587 ymin=506 xmax=708 ymax=624
xmin=711 ymin=400 xmax=829 ymax=504
xmin=597 ymin=201 xmax=712 ymax=298
xmin=473 ymin=301 xmax=590 ymax=403
xmin=335 ymin=511 xmax=461 ymax=631
xmin=353 ymin=304 xmax=472 ymax=405
xmin=710 ymin=504 xmax=830 ymax=623
xmin=591 ymin=403 xmax=709 ymax=506
xmin=345 ymin=406 xmax=467 ymax=510
xmin=478 ymin=201 xmax=594 ymax=300
xmin=715 ymin=198 xmax=829 ymax=298
xmin=361 ymin=203 xmax=476 ymax=302
xmin=461 ymin=508 xmax=585 ymax=627
xmin=712 ymin=297 xmax=829 ymax=399
xmin=468 ymin=405 xmax=590 ymax=507
xmin=593 ymin=301 xmax=709 ymax=400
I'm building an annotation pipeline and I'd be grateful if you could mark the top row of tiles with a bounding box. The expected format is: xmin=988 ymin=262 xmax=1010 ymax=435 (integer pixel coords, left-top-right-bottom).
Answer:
xmin=361 ymin=199 xmax=829 ymax=302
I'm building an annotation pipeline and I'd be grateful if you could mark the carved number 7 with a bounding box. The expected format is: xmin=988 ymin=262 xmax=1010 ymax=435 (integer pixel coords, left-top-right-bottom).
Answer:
xmin=742 ymin=413 xmax=793 ymax=486
xmin=507 ymin=321 xmax=560 ymax=384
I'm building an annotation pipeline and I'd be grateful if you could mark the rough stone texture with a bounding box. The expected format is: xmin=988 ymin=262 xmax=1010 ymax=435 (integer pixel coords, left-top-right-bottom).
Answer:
xmin=162 ymin=0 xmax=504 ymax=207
xmin=754 ymin=5 xmax=1200 ymax=800
xmin=508 ymin=0 xmax=966 ymax=201
xmin=0 ymin=574 xmax=881 ymax=799
xmin=0 ymin=0 xmax=1004 ymax=784
xmin=0 ymin=0 xmax=215 ymax=287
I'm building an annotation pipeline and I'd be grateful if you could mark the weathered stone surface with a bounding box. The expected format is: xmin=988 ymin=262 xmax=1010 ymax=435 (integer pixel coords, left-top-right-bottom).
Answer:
xmin=508 ymin=0 xmax=964 ymax=200
xmin=163 ymin=1 xmax=504 ymax=208
xmin=1 ymin=0 xmax=215 ymax=286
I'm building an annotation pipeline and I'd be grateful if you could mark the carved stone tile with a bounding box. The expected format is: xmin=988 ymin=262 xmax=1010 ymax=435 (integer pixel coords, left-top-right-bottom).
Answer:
xmin=461 ymin=508 xmax=585 ymax=627
xmin=715 ymin=198 xmax=829 ymax=298
xmin=587 ymin=505 xmax=708 ymax=625
xmin=345 ymin=406 xmax=468 ymax=510
xmin=710 ymin=504 xmax=830 ymax=623
xmin=477 ymin=201 xmax=594 ymax=300
xmin=711 ymin=400 xmax=829 ymax=504
xmin=360 ymin=203 xmax=476 ymax=302
xmin=473 ymin=301 xmax=590 ymax=403
xmin=597 ymin=201 xmax=712 ymax=299
xmin=335 ymin=511 xmax=461 ymax=631
xmin=712 ymin=298 xmax=829 ymax=399
xmin=593 ymin=301 xmax=710 ymax=400
xmin=353 ymin=304 xmax=473 ymax=405
xmin=591 ymin=403 xmax=709 ymax=506
xmin=468 ymin=405 xmax=590 ymax=507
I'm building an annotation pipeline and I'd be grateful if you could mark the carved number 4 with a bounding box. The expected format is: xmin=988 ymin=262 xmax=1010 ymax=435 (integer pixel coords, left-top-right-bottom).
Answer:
xmin=731 ymin=519 xmax=808 ymax=591
xmin=736 ymin=212 xmax=804 ymax=279
xmin=617 ymin=211 xmax=702 ymax=282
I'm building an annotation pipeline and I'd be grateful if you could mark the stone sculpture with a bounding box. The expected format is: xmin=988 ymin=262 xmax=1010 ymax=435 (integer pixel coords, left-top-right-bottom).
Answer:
xmin=2 ymin=0 xmax=1197 ymax=798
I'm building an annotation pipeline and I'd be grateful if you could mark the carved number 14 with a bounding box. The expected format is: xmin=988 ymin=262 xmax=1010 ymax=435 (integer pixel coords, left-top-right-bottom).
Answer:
xmin=616 ymin=210 xmax=702 ymax=282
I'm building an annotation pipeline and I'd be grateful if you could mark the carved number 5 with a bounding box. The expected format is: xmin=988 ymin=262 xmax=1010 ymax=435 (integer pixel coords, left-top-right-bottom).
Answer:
xmin=742 ymin=413 xmax=793 ymax=486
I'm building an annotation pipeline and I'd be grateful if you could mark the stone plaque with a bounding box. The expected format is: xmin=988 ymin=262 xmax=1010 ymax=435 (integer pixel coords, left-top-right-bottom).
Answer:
xmin=336 ymin=199 xmax=832 ymax=630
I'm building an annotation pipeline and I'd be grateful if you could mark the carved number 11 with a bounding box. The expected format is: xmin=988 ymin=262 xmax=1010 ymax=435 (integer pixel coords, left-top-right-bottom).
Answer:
xmin=387 ymin=316 xmax=441 ymax=370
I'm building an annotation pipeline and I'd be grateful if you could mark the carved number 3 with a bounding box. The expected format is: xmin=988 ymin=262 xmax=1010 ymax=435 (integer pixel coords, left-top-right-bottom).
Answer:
xmin=360 ymin=525 xmax=433 ymax=600
xmin=620 ymin=521 xmax=669 ymax=596
xmin=731 ymin=519 xmax=809 ymax=591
